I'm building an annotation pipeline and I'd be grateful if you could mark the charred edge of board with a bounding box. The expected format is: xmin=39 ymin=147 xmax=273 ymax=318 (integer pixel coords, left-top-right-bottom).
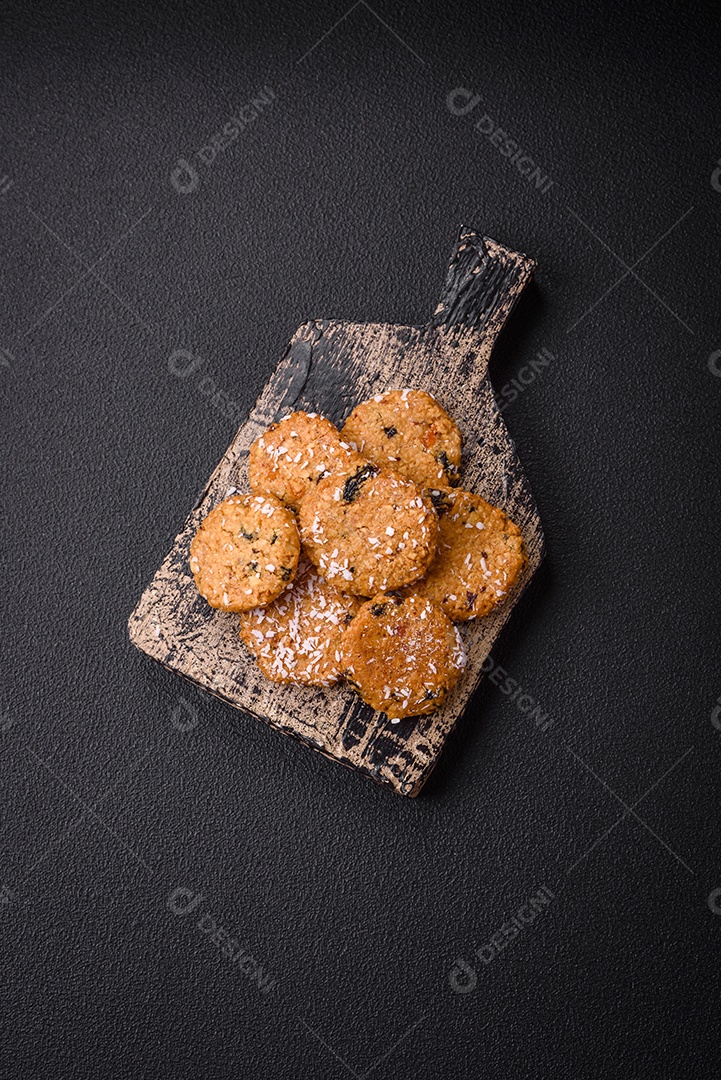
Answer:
xmin=430 ymin=230 xmax=534 ymax=336
xmin=342 ymin=463 xmax=379 ymax=503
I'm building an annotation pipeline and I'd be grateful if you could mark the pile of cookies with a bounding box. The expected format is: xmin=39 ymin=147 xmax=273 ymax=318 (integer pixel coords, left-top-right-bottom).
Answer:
xmin=189 ymin=390 xmax=526 ymax=719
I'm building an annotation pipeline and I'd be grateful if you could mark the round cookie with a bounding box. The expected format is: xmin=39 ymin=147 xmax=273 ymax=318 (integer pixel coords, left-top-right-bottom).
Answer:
xmin=239 ymin=559 xmax=362 ymax=686
xmin=189 ymin=494 xmax=300 ymax=612
xmin=341 ymin=389 xmax=462 ymax=488
xmin=249 ymin=411 xmax=364 ymax=512
xmin=341 ymin=592 xmax=467 ymax=718
xmin=412 ymin=487 xmax=526 ymax=620
xmin=298 ymin=463 xmax=439 ymax=596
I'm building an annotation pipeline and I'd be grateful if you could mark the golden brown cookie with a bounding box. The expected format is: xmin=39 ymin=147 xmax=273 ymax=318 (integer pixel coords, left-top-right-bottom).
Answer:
xmin=189 ymin=494 xmax=300 ymax=612
xmin=412 ymin=488 xmax=526 ymax=620
xmin=298 ymin=463 xmax=438 ymax=596
xmin=341 ymin=389 xmax=462 ymax=488
xmin=249 ymin=411 xmax=363 ymax=512
xmin=239 ymin=559 xmax=361 ymax=686
xmin=341 ymin=592 xmax=467 ymax=718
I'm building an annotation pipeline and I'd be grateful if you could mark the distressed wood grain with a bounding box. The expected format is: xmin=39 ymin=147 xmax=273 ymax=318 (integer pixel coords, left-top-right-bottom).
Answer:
xmin=128 ymin=227 xmax=544 ymax=796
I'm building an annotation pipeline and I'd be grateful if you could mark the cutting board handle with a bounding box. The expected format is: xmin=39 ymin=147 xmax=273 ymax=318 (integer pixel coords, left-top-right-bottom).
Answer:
xmin=428 ymin=226 xmax=535 ymax=346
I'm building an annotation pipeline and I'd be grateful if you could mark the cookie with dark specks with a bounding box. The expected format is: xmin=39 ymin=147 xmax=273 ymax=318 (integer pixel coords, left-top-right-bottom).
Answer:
xmin=341 ymin=592 xmax=467 ymax=718
xmin=249 ymin=411 xmax=364 ymax=512
xmin=239 ymin=559 xmax=361 ymax=685
xmin=413 ymin=487 xmax=526 ymax=620
xmin=342 ymin=389 xmax=462 ymax=488
xmin=298 ymin=463 xmax=438 ymax=596
xmin=189 ymin=494 xmax=300 ymax=612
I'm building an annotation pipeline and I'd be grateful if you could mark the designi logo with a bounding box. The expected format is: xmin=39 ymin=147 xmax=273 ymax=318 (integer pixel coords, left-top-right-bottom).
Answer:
xmin=170 ymin=698 xmax=200 ymax=732
xmin=448 ymin=958 xmax=478 ymax=994
xmin=449 ymin=885 xmax=555 ymax=994
xmin=168 ymin=349 xmax=205 ymax=379
xmin=165 ymin=886 xmax=276 ymax=994
xmin=711 ymin=160 xmax=721 ymax=193
xmin=169 ymin=87 xmax=275 ymax=195
xmin=167 ymin=886 xmax=205 ymax=916
xmin=711 ymin=696 xmax=721 ymax=730
xmin=170 ymin=158 xmax=200 ymax=195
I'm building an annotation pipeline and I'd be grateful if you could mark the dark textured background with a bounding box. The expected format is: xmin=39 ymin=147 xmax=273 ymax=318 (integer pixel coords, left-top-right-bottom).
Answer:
xmin=2 ymin=0 xmax=720 ymax=1076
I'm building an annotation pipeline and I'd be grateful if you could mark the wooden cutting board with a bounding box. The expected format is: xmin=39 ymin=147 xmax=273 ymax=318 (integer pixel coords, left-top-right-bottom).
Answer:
xmin=128 ymin=227 xmax=544 ymax=796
